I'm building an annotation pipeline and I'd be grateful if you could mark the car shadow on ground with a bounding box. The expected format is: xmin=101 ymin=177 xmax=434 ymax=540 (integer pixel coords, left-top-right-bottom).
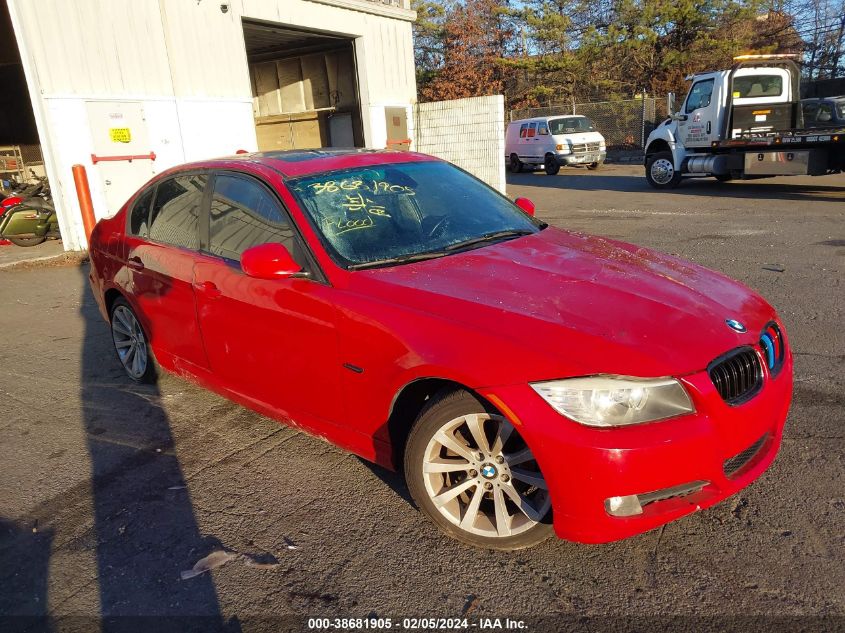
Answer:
xmin=355 ymin=458 xmax=416 ymax=509
xmin=507 ymin=170 xmax=845 ymax=204
xmin=77 ymin=265 xmax=239 ymax=632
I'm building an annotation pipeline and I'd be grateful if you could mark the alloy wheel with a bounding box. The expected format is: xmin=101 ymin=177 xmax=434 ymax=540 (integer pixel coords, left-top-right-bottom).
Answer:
xmin=422 ymin=413 xmax=551 ymax=538
xmin=111 ymin=305 xmax=149 ymax=380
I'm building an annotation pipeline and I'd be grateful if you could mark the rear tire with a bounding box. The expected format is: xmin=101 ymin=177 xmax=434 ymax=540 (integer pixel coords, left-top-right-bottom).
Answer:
xmin=645 ymin=151 xmax=682 ymax=189
xmin=544 ymin=155 xmax=560 ymax=176
xmin=509 ymin=154 xmax=523 ymax=174
xmin=405 ymin=389 xmax=553 ymax=550
xmin=8 ymin=236 xmax=46 ymax=247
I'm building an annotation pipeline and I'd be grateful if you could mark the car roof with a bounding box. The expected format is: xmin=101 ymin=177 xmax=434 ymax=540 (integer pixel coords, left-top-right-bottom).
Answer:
xmin=164 ymin=149 xmax=440 ymax=179
xmin=509 ymin=115 xmax=587 ymax=125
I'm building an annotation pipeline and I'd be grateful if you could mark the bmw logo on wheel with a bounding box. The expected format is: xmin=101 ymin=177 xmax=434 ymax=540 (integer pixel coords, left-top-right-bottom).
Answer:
xmin=725 ymin=319 xmax=747 ymax=333
xmin=481 ymin=464 xmax=497 ymax=479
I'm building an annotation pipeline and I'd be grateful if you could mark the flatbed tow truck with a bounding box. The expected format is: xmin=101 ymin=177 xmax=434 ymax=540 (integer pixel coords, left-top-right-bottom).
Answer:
xmin=644 ymin=54 xmax=844 ymax=188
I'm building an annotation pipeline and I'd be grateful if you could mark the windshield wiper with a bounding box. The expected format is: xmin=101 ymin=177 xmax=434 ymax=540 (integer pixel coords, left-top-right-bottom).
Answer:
xmin=347 ymin=250 xmax=451 ymax=270
xmin=444 ymin=229 xmax=535 ymax=252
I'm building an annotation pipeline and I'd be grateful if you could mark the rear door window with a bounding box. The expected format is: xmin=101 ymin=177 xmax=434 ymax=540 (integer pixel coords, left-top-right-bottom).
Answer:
xmin=129 ymin=187 xmax=154 ymax=237
xmin=527 ymin=122 xmax=537 ymax=138
xmin=519 ymin=124 xmax=528 ymax=138
xmin=148 ymin=175 xmax=206 ymax=249
xmin=208 ymin=174 xmax=295 ymax=262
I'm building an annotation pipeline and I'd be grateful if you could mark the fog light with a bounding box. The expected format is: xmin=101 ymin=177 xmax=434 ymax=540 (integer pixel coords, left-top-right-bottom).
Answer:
xmin=605 ymin=495 xmax=643 ymax=517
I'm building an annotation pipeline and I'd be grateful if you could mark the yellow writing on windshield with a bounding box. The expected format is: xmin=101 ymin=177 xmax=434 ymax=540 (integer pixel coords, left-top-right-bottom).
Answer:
xmin=309 ymin=179 xmax=415 ymax=196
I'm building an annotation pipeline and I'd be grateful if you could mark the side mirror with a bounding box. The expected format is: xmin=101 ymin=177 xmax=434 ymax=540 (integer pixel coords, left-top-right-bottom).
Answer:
xmin=514 ymin=197 xmax=536 ymax=216
xmin=241 ymin=242 xmax=305 ymax=280
xmin=667 ymin=92 xmax=676 ymax=116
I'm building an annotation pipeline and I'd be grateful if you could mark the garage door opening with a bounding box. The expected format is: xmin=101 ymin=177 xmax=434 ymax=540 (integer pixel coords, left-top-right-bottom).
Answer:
xmin=0 ymin=1 xmax=45 ymax=187
xmin=243 ymin=20 xmax=363 ymax=152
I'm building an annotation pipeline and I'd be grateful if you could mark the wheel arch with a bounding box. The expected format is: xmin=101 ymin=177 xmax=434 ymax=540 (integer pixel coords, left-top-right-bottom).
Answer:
xmin=645 ymin=138 xmax=671 ymax=159
xmin=386 ymin=377 xmax=497 ymax=469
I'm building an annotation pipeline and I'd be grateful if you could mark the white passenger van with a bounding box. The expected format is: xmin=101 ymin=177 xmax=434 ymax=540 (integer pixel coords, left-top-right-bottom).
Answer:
xmin=506 ymin=115 xmax=607 ymax=175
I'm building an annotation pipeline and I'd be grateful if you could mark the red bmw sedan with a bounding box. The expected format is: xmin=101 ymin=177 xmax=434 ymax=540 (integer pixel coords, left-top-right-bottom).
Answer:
xmin=88 ymin=150 xmax=792 ymax=550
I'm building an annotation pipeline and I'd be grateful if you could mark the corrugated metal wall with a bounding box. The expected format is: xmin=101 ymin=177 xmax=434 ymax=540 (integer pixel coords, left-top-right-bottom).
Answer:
xmin=414 ymin=96 xmax=507 ymax=194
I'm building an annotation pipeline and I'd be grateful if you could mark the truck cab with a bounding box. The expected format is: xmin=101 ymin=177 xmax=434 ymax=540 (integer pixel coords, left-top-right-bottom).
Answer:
xmin=643 ymin=55 xmax=843 ymax=188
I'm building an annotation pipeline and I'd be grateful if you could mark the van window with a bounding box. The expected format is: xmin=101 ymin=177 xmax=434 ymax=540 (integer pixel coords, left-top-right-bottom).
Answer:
xmin=733 ymin=75 xmax=782 ymax=99
xmin=548 ymin=117 xmax=596 ymax=134
xmin=519 ymin=124 xmax=528 ymax=138
xmin=686 ymin=79 xmax=714 ymax=113
xmin=527 ymin=122 xmax=537 ymax=138
xmin=538 ymin=122 xmax=549 ymax=135
xmin=838 ymin=103 xmax=845 ymax=119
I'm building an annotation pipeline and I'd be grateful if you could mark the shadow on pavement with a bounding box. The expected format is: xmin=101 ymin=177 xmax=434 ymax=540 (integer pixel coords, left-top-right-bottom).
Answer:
xmin=507 ymin=170 xmax=845 ymax=203
xmin=0 ymin=517 xmax=53 ymax=631
xmin=77 ymin=265 xmax=238 ymax=632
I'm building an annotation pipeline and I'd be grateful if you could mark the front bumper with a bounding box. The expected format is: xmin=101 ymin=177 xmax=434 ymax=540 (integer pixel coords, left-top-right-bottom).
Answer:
xmin=558 ymin=150 xmax=606 ymax=166
xmin=481 ymin=350 xmax=793 ymax=543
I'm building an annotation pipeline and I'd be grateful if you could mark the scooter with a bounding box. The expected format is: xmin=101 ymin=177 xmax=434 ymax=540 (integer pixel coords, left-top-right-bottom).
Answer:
xmin=0 ymin=197 xmax=59 ymax=247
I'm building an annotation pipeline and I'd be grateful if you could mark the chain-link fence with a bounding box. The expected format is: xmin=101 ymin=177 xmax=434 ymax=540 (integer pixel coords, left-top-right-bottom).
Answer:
xmin=510 ymin=97 xmax=669 ymax=150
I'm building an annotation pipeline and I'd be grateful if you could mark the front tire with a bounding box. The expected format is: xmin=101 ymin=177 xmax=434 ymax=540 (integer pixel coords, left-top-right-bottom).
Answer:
xmin=405 ymin=389 xmax=553 ymax=550
xmin=8 ymin=236 xmax=46 ymax=247
xmin=645 ymin=151 xmax=682 ymax=189
xmin=544 ymin=155 xmax=560 ymax=175
xmin=110 ymin=298 xmax=156 ymax=384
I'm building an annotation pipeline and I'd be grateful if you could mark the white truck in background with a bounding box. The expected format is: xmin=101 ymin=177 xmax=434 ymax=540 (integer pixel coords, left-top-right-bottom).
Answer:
xmin=506 ymin=115 xmax=607 ymax=175
xmin=644 ymin=54 xmax=845 ymax=188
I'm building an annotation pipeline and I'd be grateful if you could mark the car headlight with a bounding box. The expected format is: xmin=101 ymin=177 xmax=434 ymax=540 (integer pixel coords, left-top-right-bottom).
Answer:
xmin=530 ymin=376 xmax=694 ymax=427
xmin=556 ymin=141 xmax=571 ymax=154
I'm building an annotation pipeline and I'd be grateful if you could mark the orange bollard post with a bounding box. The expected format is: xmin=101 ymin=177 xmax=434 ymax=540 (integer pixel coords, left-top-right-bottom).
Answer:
xmin=72 ymin=164 xmax=97 ymax=247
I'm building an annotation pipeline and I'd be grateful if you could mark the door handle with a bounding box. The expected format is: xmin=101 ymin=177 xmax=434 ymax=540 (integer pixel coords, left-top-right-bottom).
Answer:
xmin=193 ymin=280 xmax=222 ymax=299
xmin=706 ymin=122 xmax=712 ymax=134
xmin=127 ymin=256 xmax=144 ymax=271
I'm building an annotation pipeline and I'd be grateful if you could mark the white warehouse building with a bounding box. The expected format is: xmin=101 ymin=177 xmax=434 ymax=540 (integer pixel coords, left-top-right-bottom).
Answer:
xmin=3 ymin=0 xmax=422 ymax=251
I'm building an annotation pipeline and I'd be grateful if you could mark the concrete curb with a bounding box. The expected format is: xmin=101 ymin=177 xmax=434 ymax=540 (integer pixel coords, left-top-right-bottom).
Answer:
xmin=0 ymin=251 xmax=89 ymax=271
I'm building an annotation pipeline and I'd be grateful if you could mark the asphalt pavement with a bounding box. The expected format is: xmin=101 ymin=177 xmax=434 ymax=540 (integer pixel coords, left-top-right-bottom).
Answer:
xmin=0 ymin=165 xmax=843 ymax=632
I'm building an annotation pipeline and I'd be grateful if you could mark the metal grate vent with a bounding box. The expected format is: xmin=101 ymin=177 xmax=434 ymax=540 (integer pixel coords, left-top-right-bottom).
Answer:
xmin=709 ymin=347 xmax=763 ymax=404
xmin=724 ymin=434 xmax=767 ymax=478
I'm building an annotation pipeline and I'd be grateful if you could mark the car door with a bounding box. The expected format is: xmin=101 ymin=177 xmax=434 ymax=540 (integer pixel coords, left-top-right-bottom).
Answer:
xmin=680 ymin=78 xmax=717 ymax=147
xmin=123 ymin=174 xmax=209 ymax=370
xmin=192 ymin=171 xmax=344 ymax=426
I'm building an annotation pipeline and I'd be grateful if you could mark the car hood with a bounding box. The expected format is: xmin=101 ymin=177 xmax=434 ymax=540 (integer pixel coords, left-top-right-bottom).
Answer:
xmin=349 ymin=228 xmax=776 ymax=379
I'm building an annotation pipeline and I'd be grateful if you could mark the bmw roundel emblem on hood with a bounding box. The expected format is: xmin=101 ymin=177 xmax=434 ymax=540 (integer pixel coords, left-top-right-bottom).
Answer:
xmin=725 ymin=319 xmax=747 ymax=333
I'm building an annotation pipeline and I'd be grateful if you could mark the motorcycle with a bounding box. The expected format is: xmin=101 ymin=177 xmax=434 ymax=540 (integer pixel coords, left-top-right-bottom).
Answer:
xmin=0 ymin=176 xmax=58 ymax=247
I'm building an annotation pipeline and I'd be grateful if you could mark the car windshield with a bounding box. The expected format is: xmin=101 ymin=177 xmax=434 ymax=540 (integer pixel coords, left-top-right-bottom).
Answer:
xmin=548 ymin=117 xmax=595 ymax=134
xmin=288 ymin=161 xmax=542 ymax=269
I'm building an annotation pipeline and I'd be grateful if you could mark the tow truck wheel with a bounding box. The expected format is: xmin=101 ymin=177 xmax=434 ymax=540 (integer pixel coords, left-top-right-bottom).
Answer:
xmin=714 ymin=174 xmax=733 ymax=182
xmin=646 ymin=151 xmax=682 ymax=189
xmin=544 ymin=155 xmax=560 ymax=176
